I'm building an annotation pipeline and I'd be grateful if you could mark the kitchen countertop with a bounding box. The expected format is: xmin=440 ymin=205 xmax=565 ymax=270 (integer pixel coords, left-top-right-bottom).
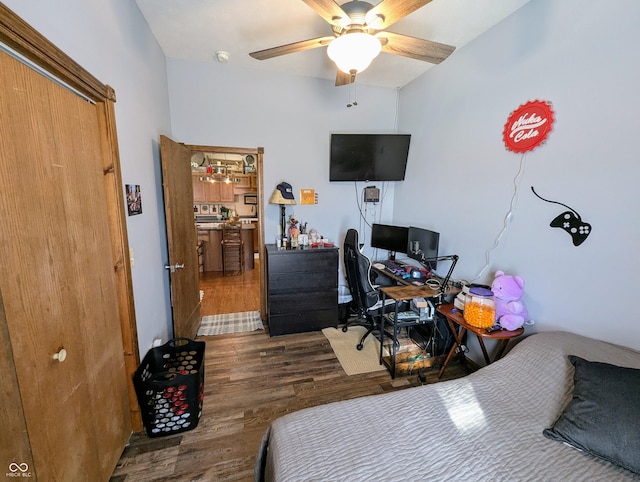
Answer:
xmin=196 ymin=222 xmax=255 ymax=230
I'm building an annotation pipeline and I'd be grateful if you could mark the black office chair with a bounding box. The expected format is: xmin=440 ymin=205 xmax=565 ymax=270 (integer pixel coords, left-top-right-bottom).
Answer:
xmin=342 ymin=228 xmax=394 ymax=350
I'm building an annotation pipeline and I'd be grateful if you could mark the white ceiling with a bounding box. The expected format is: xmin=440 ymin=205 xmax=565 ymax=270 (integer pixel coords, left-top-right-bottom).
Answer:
xmin=136 ymin=0 xmax=532 ymax=89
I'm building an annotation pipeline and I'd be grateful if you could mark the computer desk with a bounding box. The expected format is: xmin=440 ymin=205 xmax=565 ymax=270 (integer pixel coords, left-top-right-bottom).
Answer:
xmin=371 ymin=261 xmax=455 ymax=292
xmin=371 ymin=263 xmax=460 ymax=378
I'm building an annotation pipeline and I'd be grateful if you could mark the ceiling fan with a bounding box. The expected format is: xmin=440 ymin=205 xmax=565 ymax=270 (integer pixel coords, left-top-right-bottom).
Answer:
xmin=249 ymin=0 xmax=456 ymax=86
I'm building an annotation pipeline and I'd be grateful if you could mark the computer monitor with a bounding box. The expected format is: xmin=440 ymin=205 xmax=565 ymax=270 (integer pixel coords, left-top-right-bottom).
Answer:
xmin=370 ymin=223 xmax=409 ymax=260
xmin=407 ymin=226 xmax=440 ymax=269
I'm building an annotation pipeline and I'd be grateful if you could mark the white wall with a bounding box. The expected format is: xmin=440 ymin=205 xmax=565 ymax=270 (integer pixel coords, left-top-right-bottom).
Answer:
xmin=396 ymin=0 xmax=640 ymax=352
xmin=4 ymin=0 xmax=175 ymax=356
xmin=166 ymin=58 xmax=400 ymax=282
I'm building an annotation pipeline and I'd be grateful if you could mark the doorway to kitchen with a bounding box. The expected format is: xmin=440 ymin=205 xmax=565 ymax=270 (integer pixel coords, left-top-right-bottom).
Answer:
xmin=188 ymin=146 xmax=264 ymax=319
xmin=199 ymin=266 xmax=260 ymax=316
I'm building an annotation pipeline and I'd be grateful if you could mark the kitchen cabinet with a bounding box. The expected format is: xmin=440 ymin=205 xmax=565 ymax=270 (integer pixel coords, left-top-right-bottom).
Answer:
xmin=232 ymin=173 xmax=257 ymax=194
xmin=198 ymin=229 xmax=222 ymax=271
xmin=210 ymin=179 xmax=234 ymax=202
xmin=192 ymin=174 xmax=207 ymax=202
xmin=265 ymin=245 xmax=338 ymax=336
xmin=192 ymin=173 xmax=234 ymax=202
xmin=197 ymin=224 xmax=254 ymax=272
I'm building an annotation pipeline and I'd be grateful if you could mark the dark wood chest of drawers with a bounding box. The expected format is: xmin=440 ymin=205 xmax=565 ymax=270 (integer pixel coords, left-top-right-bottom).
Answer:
xmin=264 ymin=244 xmax=339 ymax=336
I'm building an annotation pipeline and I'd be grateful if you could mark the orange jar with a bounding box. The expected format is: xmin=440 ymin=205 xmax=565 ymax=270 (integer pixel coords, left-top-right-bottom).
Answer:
xmin=464 ymin=287 xmax=496 ymax=329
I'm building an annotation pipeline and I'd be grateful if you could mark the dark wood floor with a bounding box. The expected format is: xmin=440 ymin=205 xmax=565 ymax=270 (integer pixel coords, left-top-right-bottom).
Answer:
xmin=110 ymin=261 xmax=473 ymax=481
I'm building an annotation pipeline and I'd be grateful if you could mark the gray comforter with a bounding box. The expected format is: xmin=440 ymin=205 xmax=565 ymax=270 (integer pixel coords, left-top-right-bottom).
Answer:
xmin=256 ymin=331 xmax=640 ymax=481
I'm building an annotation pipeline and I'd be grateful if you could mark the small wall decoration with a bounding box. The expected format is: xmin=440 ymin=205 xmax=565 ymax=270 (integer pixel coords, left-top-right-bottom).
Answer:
xmin=503 ymin=100 xmax=554 ymax=153
xmin=300 ymin=189 xmax=317 ymax=205
xmin=531 ymin=187 xmax=591 ymax=246
xmin=126 ymin=184 xmax=142 ymax=216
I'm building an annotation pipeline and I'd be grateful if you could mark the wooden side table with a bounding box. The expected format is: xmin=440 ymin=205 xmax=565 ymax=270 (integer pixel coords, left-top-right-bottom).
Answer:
xmin=436 ymin=303 xmax=524 ymax=378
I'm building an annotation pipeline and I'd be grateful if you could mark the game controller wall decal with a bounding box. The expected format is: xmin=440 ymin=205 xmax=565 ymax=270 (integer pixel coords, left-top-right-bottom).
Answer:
xmin=531 ymin=187 xmax=592 ymax=246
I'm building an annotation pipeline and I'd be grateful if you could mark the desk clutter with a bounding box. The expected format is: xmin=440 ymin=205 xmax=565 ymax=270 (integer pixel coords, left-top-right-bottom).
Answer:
xmin=385 ymin=298 xmax=435 ymax=323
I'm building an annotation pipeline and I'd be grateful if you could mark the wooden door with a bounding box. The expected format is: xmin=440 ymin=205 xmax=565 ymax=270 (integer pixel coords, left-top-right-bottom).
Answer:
xmin=160 ymin=136 xmax=201 ymax=338
xmin=0 ymin=50 xmax=130 ymax=480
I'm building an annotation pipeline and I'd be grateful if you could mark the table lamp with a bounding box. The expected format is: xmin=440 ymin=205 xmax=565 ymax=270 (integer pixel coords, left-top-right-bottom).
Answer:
xmin=269 ymin=182 xmax=296 ymax=240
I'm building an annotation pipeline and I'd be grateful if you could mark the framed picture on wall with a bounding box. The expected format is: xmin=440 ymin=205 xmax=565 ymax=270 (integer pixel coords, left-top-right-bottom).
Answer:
xmin=126 ymin=184 xmax=142 ymax=216
xmin=244 ymin=154 xmax=256 ymax=173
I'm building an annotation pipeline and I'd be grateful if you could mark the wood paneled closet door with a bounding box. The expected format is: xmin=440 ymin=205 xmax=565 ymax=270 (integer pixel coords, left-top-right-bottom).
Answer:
xmin=0 ymin=49 xmax=130 ymax=480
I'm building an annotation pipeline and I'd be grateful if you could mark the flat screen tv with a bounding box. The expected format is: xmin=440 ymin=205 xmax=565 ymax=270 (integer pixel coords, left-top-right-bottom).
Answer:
xmin=329 ymin=133 xmax=411 ymax=182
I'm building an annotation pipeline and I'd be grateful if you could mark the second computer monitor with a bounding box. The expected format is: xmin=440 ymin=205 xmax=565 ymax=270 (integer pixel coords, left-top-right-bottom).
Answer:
xmin=407 ymin=226 xmax=440 ymax=269
xmin=370 ymin=223 xmax=409 ymax=260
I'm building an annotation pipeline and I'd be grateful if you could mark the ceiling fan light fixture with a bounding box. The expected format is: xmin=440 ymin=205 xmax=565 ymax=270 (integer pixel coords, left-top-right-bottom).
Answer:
xmin=327 ymin=32 xmax=381 ymax=74
xmin=365 ymin=13 xmax=385 ymax=30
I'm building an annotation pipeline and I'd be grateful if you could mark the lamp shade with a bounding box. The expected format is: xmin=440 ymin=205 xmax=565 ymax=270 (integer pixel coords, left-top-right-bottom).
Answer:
xmin=269 ymin=189 xmax=296 ymax=205
xmin=327 ymin=32 xmax=382 ymax=74
xmin=269 ymin=182 xmax=296 ymax=205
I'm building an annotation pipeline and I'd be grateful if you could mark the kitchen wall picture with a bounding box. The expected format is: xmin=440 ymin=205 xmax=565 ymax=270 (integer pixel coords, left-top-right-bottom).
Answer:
xmin=126 ymin=184 xmax=142 ymax=216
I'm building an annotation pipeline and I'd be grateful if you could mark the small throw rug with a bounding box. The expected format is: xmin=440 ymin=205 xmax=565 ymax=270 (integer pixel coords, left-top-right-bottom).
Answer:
xmin=197 ymin=311 xmax=264 ymax=336
xmin=322 ymin=326 xmax=386 ymax=376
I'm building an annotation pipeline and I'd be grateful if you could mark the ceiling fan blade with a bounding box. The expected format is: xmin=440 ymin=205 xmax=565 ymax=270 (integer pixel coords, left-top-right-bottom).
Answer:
xmin=302 ymin=0 xmax=350 ymax=27
xmin=377 ymin=31 xmax=455 ymax=64
xmin=366 ymin=0 xmax=432 ymax=30
xmin=335 ymin=69 xmax=355 ymax=86
xmin=249 ymin=36 xmax=335 ymax=60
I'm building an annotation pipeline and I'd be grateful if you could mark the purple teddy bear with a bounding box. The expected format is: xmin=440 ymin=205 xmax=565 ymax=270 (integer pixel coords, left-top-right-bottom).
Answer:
xmin=491 ymin=270 xmax=528 ymax=331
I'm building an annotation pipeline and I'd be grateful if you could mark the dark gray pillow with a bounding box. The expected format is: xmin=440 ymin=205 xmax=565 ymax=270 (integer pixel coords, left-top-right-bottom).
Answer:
xmin=543 ymin=355 xmax=640 ymax=474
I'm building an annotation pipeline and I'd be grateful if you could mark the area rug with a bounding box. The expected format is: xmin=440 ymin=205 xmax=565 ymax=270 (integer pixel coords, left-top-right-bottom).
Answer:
xmin=322 ymin=326 xmax=386 ymax=375
xmin=197 ymin=311 xmax=264 ymax=336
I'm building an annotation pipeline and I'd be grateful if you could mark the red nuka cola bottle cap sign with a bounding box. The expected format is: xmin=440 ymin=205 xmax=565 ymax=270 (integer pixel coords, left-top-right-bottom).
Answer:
xmin=503 ymin=100 xmax=554 ymax=153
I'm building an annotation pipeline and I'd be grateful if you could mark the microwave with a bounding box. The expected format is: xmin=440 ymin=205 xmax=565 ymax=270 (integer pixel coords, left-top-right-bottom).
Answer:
xmin=244 ymin=194 xmax=258 ymax=205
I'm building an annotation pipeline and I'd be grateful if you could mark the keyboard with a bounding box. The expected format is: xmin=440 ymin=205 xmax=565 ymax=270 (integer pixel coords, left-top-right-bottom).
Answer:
xmin=382 ymin=259 xmax=403 ymax=271
xmin=374 ymin=259 xmax=412 ymax=280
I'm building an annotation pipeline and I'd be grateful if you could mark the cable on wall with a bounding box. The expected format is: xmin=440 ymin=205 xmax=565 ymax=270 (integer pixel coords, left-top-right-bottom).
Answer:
xmin=472 ymin=152 xmax=528 ymax=282
xmin=353 ymin=180 xmax=387 ymax=256
xmin=393 ymin=87 xmax=400 ymax=133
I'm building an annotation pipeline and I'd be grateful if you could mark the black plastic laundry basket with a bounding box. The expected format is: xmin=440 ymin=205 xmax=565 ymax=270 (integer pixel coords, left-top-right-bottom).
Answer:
xmin=133 ymin=337 xmax=206 ymax=437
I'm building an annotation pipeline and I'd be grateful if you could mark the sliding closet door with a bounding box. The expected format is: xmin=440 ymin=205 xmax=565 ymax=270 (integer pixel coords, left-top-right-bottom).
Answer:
xmin=0 ymin=49 xmax=130 ymax=480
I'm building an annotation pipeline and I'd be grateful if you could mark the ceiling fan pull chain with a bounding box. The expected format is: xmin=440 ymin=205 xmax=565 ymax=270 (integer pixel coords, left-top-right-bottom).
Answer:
xmin=347 ymin=79 xmax=358 ymax=108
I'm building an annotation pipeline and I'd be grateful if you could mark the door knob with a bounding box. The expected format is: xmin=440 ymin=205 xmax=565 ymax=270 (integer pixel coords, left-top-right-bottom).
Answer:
xmin=53 ymin=348 xmax=67 ymax=363
xmin=164 ymin=263 xmax=185 ymax=272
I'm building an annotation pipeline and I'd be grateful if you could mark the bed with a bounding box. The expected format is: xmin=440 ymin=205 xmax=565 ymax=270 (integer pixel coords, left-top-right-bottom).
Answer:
xmin=255 ymin=331 xmax=640 ymax=481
